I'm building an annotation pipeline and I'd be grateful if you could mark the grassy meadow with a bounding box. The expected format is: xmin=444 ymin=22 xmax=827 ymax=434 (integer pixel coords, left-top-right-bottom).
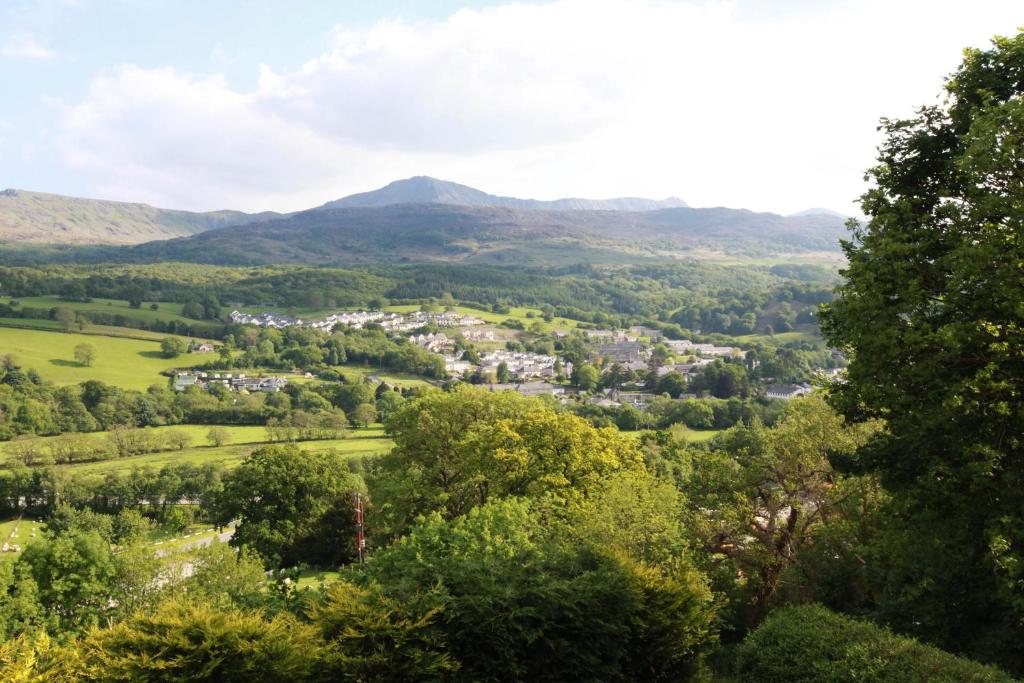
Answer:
xmin=0 ymin=295 xmax=194 ymax=326
xmin=0 ymin=326 xmax=209 ymax=390
xmin=37 ymin=426 xmax=391 ymax=478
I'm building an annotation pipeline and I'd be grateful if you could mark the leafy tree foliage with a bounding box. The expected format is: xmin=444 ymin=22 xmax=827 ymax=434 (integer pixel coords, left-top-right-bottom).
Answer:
xmin=159 ymin=336 xmax=187 ymax=358
xmin=214 ymin=445 xmax=364 ymax=568
xmin=374 ymin=387 xmax=642 ymax=536
xmin=683 ymin=397 xmax=876 ymax=630
xmin=819 ymin=32 xmax=1024 ymax=672
xmin=367 ymin=498 xmax=717 ymax=682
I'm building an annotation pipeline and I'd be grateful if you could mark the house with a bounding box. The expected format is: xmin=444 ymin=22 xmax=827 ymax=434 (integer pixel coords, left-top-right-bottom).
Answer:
xmin=629 ymin=326 xmax=663 ymax=341
xmin=766 ymin=384 xmax=812 ymax=400
xmin=615 ymin=391 xmax=657 ymax=410
xmin=173 ymin=373 xmax=202 ymax=391
xmin=489 ymin=382 xmax=566 ymax=398
xmin=590 ymin=397 xmax=620 ymax=408
xmin=191 ymin=343 xmax=216 ymax=354
xmin=598 ymin=341 xmax=646 ymax=363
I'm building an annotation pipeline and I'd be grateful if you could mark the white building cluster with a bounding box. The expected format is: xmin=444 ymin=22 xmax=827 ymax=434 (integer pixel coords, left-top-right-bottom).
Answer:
xmin=479 ymin=350 xmax=569 ymax=380
xmin=174 ymin=371 xmax=288 ymax=393
xmin=229 ymin=309 xmax=486 ymax=333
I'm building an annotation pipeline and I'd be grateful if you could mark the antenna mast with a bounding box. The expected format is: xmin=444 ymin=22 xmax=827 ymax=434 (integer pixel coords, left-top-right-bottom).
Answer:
xmin=354 ymin=492 xmax=365 ymax=564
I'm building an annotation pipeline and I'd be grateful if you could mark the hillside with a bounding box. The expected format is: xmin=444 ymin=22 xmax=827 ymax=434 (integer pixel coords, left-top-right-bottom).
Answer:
xmin=120 ymin=202 xmax=849 ymax=266
xmin=322 ymin=176 xmax=689 ymax=211
xmin=0 ymin=189 xmax=282 ymax=245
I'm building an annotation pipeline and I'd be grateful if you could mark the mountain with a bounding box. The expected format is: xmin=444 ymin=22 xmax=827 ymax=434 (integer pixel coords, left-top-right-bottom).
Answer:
xmin=789 ymin=207 xmax=848 ymax=219
xmin=0 ymin=189 xmax=283 ymax=245
xmin=119 ymin=203 xmax=848 ymax=267
xmin=321 ymin=176 xmax=689 ymax=212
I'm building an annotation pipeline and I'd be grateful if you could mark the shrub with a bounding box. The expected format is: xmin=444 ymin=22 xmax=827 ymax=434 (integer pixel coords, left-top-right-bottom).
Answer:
xmin=734 ymin=604 xmax=1014 ymax=682
xmin=62 ymin=600 xmax=322 ymax=681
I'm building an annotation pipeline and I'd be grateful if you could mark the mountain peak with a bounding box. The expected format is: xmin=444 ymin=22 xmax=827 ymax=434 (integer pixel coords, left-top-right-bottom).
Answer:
xmin=321 ymin=177 xmax=688 ymax=212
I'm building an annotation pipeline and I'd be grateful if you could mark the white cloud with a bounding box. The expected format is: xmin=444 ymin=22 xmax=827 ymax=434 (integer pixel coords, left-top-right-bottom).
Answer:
xmin=58 ymin=0 xmax=1024 ymax=214
xmin=2 ymin=31 xmax=57 ymax=60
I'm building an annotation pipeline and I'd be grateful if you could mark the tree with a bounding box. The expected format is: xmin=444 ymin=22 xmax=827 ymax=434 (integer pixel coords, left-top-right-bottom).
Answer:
xmin=312 ymin=581 xmax=456 ymax=680
xmin=73 ymin=343 xmax=95 ymax=367
xmin=54 ymin=307 xmax=75 ymax=332
xmin=351 ymin=402 xmax=377 ymax=428
xmin=160 ymin=336 xmax=187 ymax=358
xmin=165 ymin=429 xmax=192 ymax=450
xmin=206 ymin=426 xmax=229 ymax=447
xmin=213 ymin=445 xmax=364 ymax=567
xmin=367 ymin=498 xmax=717 ymax=682
xmin=573 ymin=363 xmax=600 ymax=392
xmin=495 ymin=360 xmax=510 ymax=383
xmin=818 ymin=32 xmax=1024 ymax=673
xmin=373 ymin=387 xmax=643 ymax=536
xmin=657 ymin=371 xmax=687 ymax=398
xmin=683 ymin=397 xmax=876 ymax=629
xmin=16 ymin=528 xmax=120 ymax=633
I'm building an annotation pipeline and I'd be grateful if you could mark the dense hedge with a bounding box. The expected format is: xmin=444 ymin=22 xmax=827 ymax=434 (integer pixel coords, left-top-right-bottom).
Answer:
xmin=735 ymin=605 xmax=1015 ymax=682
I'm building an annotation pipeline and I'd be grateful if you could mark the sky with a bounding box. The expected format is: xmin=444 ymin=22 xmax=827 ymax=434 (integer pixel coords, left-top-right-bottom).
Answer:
xmin=1 ymin=0 xmax=1021 ymax=216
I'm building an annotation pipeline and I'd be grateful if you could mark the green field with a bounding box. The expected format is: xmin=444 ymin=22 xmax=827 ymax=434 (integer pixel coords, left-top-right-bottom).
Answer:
xmin=0 ymin=518 xmax=44 ymax=552
xmin=334 ymin=364 xmax=435 ymax=388
xmin=0 ymin=327 xmax=210 ymax=390
xmin=669 ymin=425 xmax=724 ymax=443
xmin=735 ymin=330 xmax=819 ymax=344
xmin=1 ymin=295 xmax=194 ymax=326
xmin=4 ymin=424 xmax=273 ymax=459
xmin=47 ymin=427 xmax=391 ymax=477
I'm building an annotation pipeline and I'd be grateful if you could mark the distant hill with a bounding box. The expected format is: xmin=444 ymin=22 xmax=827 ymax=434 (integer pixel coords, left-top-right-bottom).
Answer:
xmin=0 ymin=189 xmax=282 ymax=245
xmin=322 ymin=176 xmax=689 ymax=212
xmin=789 ymin=207 xmax=848 ymax=219
xmin=121 ymin=203 xmax=848 ymax=266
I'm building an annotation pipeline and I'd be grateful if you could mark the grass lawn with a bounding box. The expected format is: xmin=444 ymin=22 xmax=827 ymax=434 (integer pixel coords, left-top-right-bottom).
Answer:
xmin=0 ymin=518 xmax=44 ymax=553
xmin=294 ymin=568 xmax=344 ymax=589
xmin=48 ymin=426 xmax=391 ymax=478
xmin=669 ymin=424 xmax=724 ymax=443
xmin=0 ymin=326 xmax=210 ymax=390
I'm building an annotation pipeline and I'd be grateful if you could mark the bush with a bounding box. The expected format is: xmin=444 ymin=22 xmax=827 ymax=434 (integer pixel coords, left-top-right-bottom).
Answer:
xmin=62 ymin=600 xmax=322 ymax=681
xmin=734 ymin=605 xmax=1014 ymax=682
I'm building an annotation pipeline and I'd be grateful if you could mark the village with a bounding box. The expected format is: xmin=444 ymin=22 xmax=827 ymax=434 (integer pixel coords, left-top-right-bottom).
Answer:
xmin=173 ymin=309 xmax=823 ymax=409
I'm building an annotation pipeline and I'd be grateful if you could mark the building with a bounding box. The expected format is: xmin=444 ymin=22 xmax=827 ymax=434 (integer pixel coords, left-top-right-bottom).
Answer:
xmin=766 ymin=384 xmax=812 ymax=400
xmin=598 ymin=341 xmax=646 ymax=364
xmin=488 ymin=382 xmax=566 ymax=398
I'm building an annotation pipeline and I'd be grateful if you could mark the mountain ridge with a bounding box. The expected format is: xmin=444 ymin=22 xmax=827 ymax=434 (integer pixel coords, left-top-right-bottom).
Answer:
xmin=117 ymin=202 xmax=849 ymax=267
xmin=0 ymin=188 xmax=283 ymax=245
xmin=321 ymin=176 xmax=689 ymax=212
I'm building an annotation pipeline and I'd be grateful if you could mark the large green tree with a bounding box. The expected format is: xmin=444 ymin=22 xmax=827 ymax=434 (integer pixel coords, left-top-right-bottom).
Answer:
xmin=366 ymin=498 xmax=716 ymax=682
xmin=214 ymin=445 xmax=364 ymax=568
xmin=374 ymin=386 xmax=642 ymax=536
xmin=819 ymin=32 xmax=1024 ymax=673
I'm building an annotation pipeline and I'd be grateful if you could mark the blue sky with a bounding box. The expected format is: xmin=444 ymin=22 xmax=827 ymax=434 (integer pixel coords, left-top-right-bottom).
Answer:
xmin=1 ymin=0 xmax=509 ymax=196
xmin=2 ymin=0 xmax=1021 ymax=214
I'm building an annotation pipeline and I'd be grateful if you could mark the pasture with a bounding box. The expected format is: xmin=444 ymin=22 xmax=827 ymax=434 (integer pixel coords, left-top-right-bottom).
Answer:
xmin=0 ymin=327 xmax=209 ymax=390
xmin=0 ymin=295 xmax=193 ymax=326
xmin=46 ymin=426 xmax=391 ymax=478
